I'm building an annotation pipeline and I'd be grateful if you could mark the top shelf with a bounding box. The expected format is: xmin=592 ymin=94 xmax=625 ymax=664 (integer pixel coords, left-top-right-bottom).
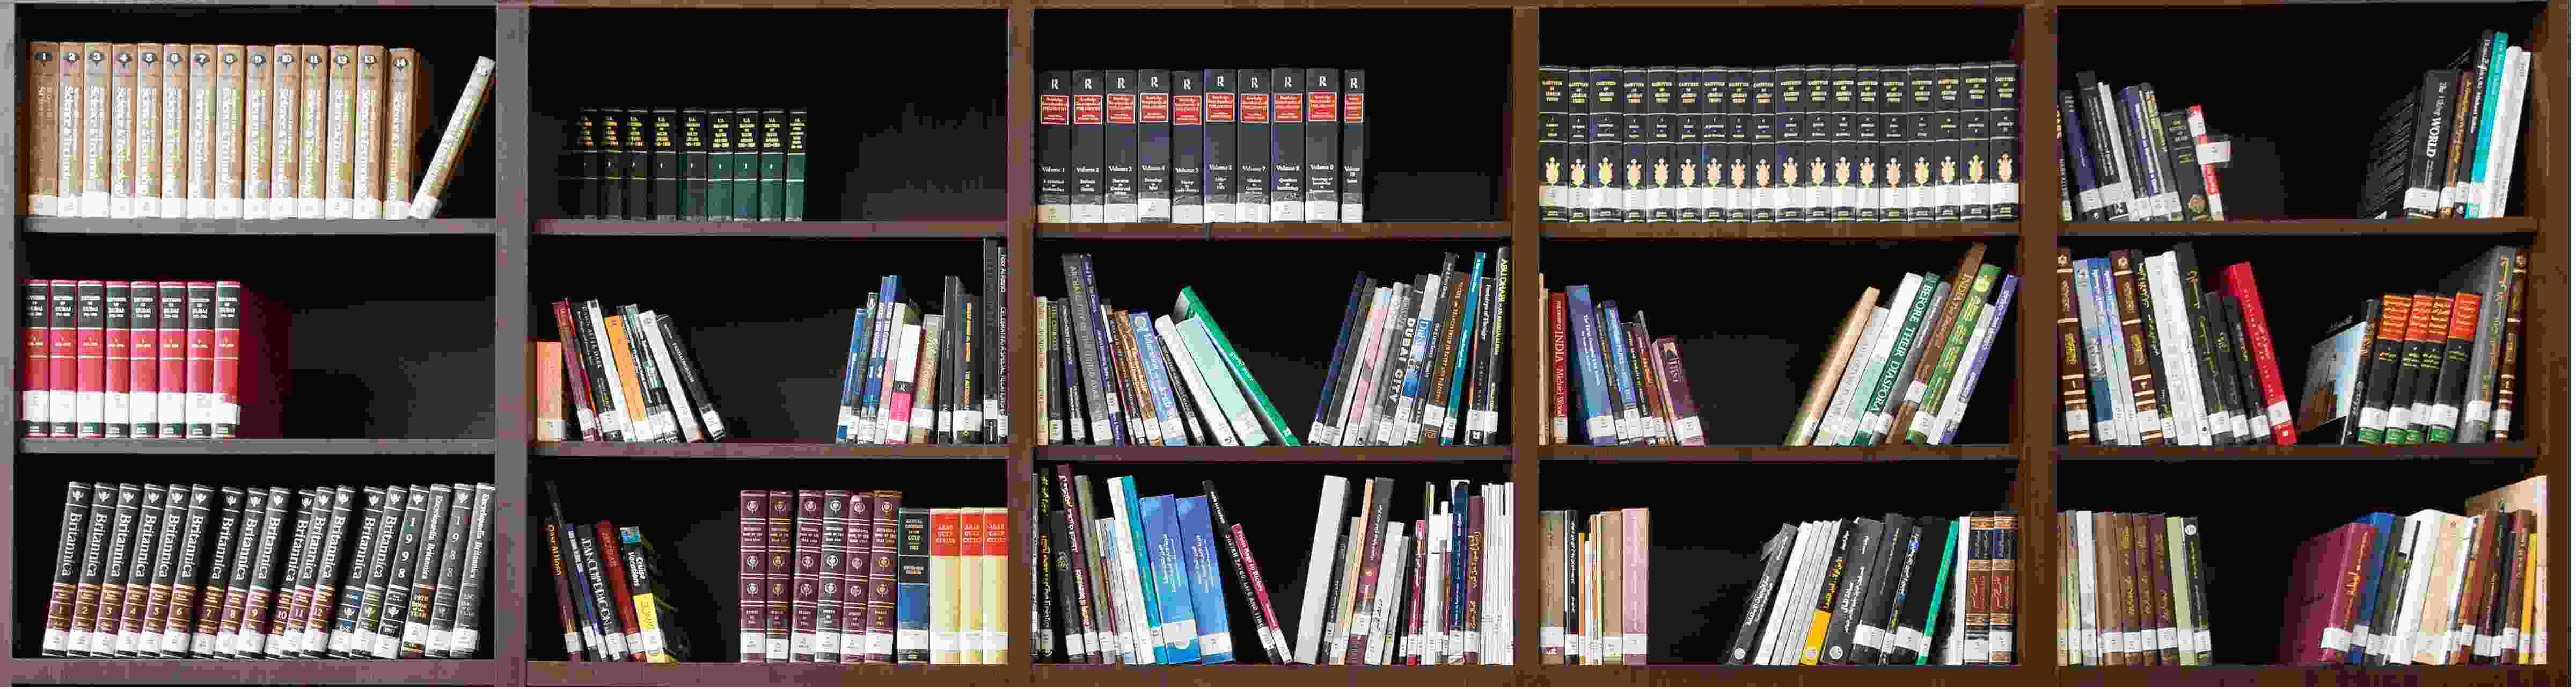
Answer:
xmin=21 ymin=217 xmax=501 ymax=236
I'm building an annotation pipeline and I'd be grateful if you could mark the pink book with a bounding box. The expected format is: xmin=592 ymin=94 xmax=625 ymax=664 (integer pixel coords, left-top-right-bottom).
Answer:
xmin=1623 ymin=507 xmax=1649 ymax=665
xmin=1232 ymin=523 xmax=1291 ymax=664
xmin=883 ymin=324 xmax=920 ymax=445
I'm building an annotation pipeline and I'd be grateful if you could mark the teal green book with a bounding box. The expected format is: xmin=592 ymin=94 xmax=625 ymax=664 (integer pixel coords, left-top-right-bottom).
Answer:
xmin=1908 ymin=265 xmax=2001 ymax=444
xmin=1916 ymin=518 xmax=1961 ymax=665
xmin=705 ymin=110 xmax=734 ymax=221
xmin=1173 ymin=286 xmax=1299 ymax=445
xmin=783 ymin=108 xmax=808 ymax=222
xmin=1175 ymin=318 xmax=1269 ymax=446
xmin=731 ymin=110 xmax=763 ymax=220
xmin=677 ymin=110 xmax=704 ymax=220
xmin=758 ymin=109 xmax=788 ymax=221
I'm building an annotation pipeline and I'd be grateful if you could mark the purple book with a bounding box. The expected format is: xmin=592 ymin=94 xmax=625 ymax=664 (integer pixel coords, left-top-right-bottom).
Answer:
xmin=1937 ymin=274 xmax=2018 ymax=445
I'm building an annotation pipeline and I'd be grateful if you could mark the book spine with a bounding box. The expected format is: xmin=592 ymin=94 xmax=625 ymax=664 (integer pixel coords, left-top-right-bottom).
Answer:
xmin=79 ymin=43 xmax=110 ymax=217
xmin=649 ymin=109 xmax=679 ymax=220
xmin=404 ymin=57 xmax=494 ymax=219
xmin=1104 ymin=71 xmax=1140 ymax=223
xmin=298 ymin=487 xmax=355 ymax=656
xmin=1936 ymin=275 xmax=2016 ymax=445
xmin=349 ymin=47 xmax=382 ymax=219
xmin=123 ymin=284 xmax=158 ymax=438
xmin=43 ymin=482 xmax=91 ymax=655
xmin=843 ymin=492 xmax=876 ymax=662
xmin=402 ymin=485 xmax=461 ymax=659
xmin=2490 ymin=250 xmax=2528 ymax=437
xmin=784 ymin=109 xmax=808 ymax=221
xmin=2221 ymin=263 xmax=2295 ymax=444
xmin=1040 ymin=71 xmax=1073 ymax=222
xmin=794 ymin=492 xmax=824 ymax=661
xmin=1202 ymin=70 xmax=1236 ymax=224
xmin=1138 ymin=69 xmax=1173 ymax=223
xmin=111 ymin=46 xmax=140 ymax=219
xmin=55 ymin=46 xmax=82 ymax=217
xmin=756 ymin=110 xmax=786 ymax=220
xmin=101 ymin=283 xmax=131 ymax=439
xmin=1173 ymin=72 xmax=1205 ymax=224
xmin=28 ymin=44 xmax=60 ymax=216
xmin=2429 ymin=286 xmax=2482 ymax=443
xmin=617 ymin=528 xmax=669 ymax=662
xmin=382 ymin=49 xmax=420 ymax=219
xmin=115 ymin=485 xmax=167 ymax=657
xmin=897 ymin=509 xmax=932 ymax=664
xmin=328 ymin=487 xmax=386 ymax=657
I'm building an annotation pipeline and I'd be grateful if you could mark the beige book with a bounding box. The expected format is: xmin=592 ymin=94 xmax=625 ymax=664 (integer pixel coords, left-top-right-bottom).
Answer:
xmin=323 ymin=46 xmax=357 ymax=218
xmin=267 ymin=46 xmax=301 ymax=219
xmin=930 ymin=507 xmax=960 ymax=664
xmin=107 ymin=45 xmax=138 ymax=218
xmin=130 ymin=45 xmax=162 ymax=219
xmin=909 ymin=314 xmax=945 ymax=444
xmin=1329 ymin=485 xmax=1371 ymax=663
xmin=533 ymin=342 xmax=564 ymax=441
xmin=241 ymin=47 xmax=270 ymax=219
xmin=80 ymin=42 xmax=111 ymax=217
xmin=350 ymin=46 xmax=386 ymax=219
xmin=27 ymin=43 xmax=60 ymax=216
xmin=295 ymin=45 xmax=326 ymax=217
xmin=982 ymin=507 xmax=1006 ymax=664
xmin=210 ymin=45 xmax=246 ymax=219
xmin=2417 ymin=512 xmax=2471 ymax=664
xmin=380 ymin=49 xmax=423 ymax=219
xmin=182 ymin=45 xmax=214 ymax=218
xmin=957 ymin=506 xmax=983 ymax=664
xmin=156 ymin=46 xmax=188 ymax=218
xmin=1602 ymin=510 xmax=1624 ymax=665
xmin=54 ymin=43 xmax=81 ymax=215
xmin=406 ymin=56 xmax=494 ymax=219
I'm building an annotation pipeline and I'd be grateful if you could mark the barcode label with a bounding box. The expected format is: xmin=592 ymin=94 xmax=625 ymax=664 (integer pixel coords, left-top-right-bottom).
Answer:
xmin=1671 ymin=415 xmax=1702 ymax=441
xmin=1586 ymin=415 xmax=1614 ymax=440
xmin=1855 ymin=624 xmax=1887 ymax=652
xmin=2265 ymin=402 xmax=2290 ymax=428
xmin=2322 ymin=627 xmax=2347 ymax=651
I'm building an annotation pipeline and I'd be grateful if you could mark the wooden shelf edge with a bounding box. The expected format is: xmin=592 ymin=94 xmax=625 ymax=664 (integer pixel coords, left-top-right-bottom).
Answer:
xmin=2058 ymin=441 xmax=2538 ymax=460
xmin=2059 ymin=217 xmax=2541 ymax=236
xmin=21 ymin=216 xmax=500 ymax=236
xmin=19 ymin=438 xmax=502 ymax=455
xmin=535 ymin=220 xmax=1008 ymax=238
xmin=1540 ymin=444 xmax=2021 ymax=462
xmin=2050 ymin=664 xmax=2569 ymax=687
xmin=1540 ymin=221 xmax=2022 ymax=240
xmin=6 ymin=659 xmax=511 ymax=686
xmin=533 ymin=441 xmax=1010 ymax=459
xmin=1035 ymin=445 xmax=1513 ymax=462
xmin=1037 ymin=222 xmax=1512 ymax=240
xmin=526 ymin=661 xmax=1030 ymax=687
xmin=1033 ymin=663 xmax=1526 ymax=686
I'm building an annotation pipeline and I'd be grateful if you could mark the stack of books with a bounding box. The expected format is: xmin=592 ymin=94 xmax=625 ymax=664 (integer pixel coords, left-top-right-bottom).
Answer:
xmin=2055 ymin=512 xmax=2212 ymax=666
xmin=2056 ymin=75 xmax=2230 ymax=222
xmin=1546 ymin=285 xmax=1707 ymax=446
xmin=538 ymin=300 xmax=728 ymax=443
xmin=1783 ymin=242 xmax=2017 ymax=447
xmin=21 ymin=44 xmax=493 ymax=220
xmin=563 ymin=108 xmax=807 ymax=221
xmin=1725 ymin=513 xmax=2017 ymax=666
xmin=834 ymin=241 xmax=1011 ymax=445
xmin=39 ymin=482 xmax=498 ymax=660
xmin=1538 ymin=63 xmax=2022 ymax=224
xmin=2273 ymin=476 xmax=2548 ymax=666
xmin=2360 ymin=32 xmax=2533 ymax=220
xmin=1537 ymin=508 xmax=1650 ymax=665
xmin=21 ymin=280 xmax=267 ymax=440
xmin=1037 ymin=68 xmax=1367 ymax=224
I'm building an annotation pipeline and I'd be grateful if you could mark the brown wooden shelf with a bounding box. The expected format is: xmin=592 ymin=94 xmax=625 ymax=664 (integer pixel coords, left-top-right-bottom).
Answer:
xmin=1036 ymin=445 xmax=1512 ymax=462
xmin=20 ymin=216 xmax=500 ymax=235
xmin=535 ymin=220 xmax=1007 ymax=238
xmin=19 ymin=438 xmax=503 ymax=455
xmin=2049 ymin=664 xmax=2569 ymax=687
xmin=1542 ymin=444 xmax=2021 ymax=462
xmin=1030 ymin=663 xmax=1529 ymax=686
xmin=1037 ymin=222 xmax=1512 ymax=240
xmin=2059 ymin=441 xmax=2538 ymax=460
xmin=2059 ymin=217 xmax=2541 ymax=236
xmin=533 ymin=441 xmax=1009 ymax=459
xmin=5 ymin=659 xmax=513 ymax=685
xmin=1533 ymin=664 xmax=2031 ymax=685
xmin=526 ymin=661 xmax=1027 ymax=687
xmin=1541 ymin=221 xmax=2023 ymax=240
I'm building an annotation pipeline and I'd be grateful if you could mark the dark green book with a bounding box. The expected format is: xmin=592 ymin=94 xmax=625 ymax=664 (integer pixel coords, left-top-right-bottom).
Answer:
xmin=680 ymin=108 xmax=709 ymax=221
xmin=650 ymin=108 xmax=680 ymax=220
xmin=784 ymin=108 xmax=808 ymax=222
xmin=623 ymin=108 xmax=652 ymax=221
xmin=758 ymin=109 xmax=787 ymax=221
xmin=706 ymin=110 xmax=735 ymax=221
xmin=731 ymin=110 xmax=763 ymax=220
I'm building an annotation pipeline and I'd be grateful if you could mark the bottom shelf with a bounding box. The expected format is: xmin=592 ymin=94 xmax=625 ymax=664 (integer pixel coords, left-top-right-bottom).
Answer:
xmin=5 ymin=659 xmax=513 ymax=686
xmin=526 ymin=661 xmax=1028 ymax=686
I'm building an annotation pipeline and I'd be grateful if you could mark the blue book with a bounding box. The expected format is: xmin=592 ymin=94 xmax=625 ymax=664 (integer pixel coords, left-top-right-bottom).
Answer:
xmin=1144 ymin=495 xmax=1202 ymax=663
xmin=2350 ymin=512 xmax=2398 ymax=659
xmin=2091 ymin=258 xmax=2132 ymax=443
xmin=1397 ymin=277 xmax=1440 ymax=439
xmin=2062 ymin=95 xmax=2101 ymax=220
xmin=1564 ymin=285 xmax=1615 ymax=445
xmin=1309 ymin=273 xmax=1368 ymax=444
xmin=1438 ymin=253 xmax=1488 ymax=445
xmin=895 ymin=507 xmax=932 ymax=664
xmin=1132 ymin=313 xmax=1188 ymax=446
xmin=1447 ymin=481 xmax=1471 ymax=643
xmin=836 ymin=298 xmax=875 ymax=442
xmin=1175 ymin=496 xmax=1236 ymax=663
xmin=2072 ymin=260 xmax=2115 ymax=443
xmin=1113 ymin=477 xmax=1166 ymax=663
xmin=1600 ymin=300 xmax=1641 ymax=443
xmin=1081 ymin=256 xmax=1129 ymax=446
xmin=859 ymin=275 xmax=900 ymax=441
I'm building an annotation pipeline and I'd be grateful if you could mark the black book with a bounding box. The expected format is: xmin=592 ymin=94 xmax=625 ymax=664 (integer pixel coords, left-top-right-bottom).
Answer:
xmin=1805 ymin=67 xmax=1835 ymax=223
xmin=1821 ymin=517 xmax=1883 ymax=664
xmin=1828 ymin=67 xmax=1858 ymax=222
xmin=1470 ymin=248 xmax=1510 ymax=445
xmin=348 ymin=486 xmax=410 ymax=658
xmin=301 ymin=487 xmax=357 ymax=657
xmin=1040 ymin=70 xmax=1073 ymax=223
xmin=191 ymin=488 xmax=245 ymax=659
xmin=894 ymin=507 xmax=932 ymax=664
xmin=1988 ymin=62 xmax=2022 ymax=221
xmin=1960 ymin=67 xmax=1992 ymax=221
xmin=370 ymin=487 xmax=428 ymax=658
xmin=1848 ymin=513 xmax=1910 ymax=665
xmin=268 ymin=487 xmax=321 ymax=658
xmin=1138 ymin=69 xmax=1173 ymax=223
xmin=1172 ymin=71 xmax=1204 ymax=224
xmin=1270 ymin=67 xmax=1306 ymax=223
xmin=2199 ymin=288 xmax=2250 ymax=444
xmin=1043 ymin=506 xmax=1080 ymax=660
xmin=1854 ymin=67 xmax=1883 ymax=222
xmin=216 ymin=488 xmax=267 ymax=658
xmin=2407 ymin=70 xmax=2461 ymax=219
xmin=623 ymin=109 xmax=652 ymax=221
xmin=2219 ymin=293 xmax=2270 ymax=443
xmin=987 ymin=240 xmax=1007 ymax=443
xmin=574 ymin=110 xmax=602 ymax=219
xmin=1540 ymin=66 xmax=1569 ymax=223
xmin=1880 ymin=67 xmax=1911 ymax=223
xmin=1588 ymin=66 xmax=1626 ymax=223
xmin=1315 ymin=480 xmax=1360 ymax=650
xmin=446 ymin=484 xmax=496 ymax=659
xmin=2389 ymin=292 xmax=2438 ymax=443
xmin=757 ymin=109 xmax=789 ymax=222
xmin=326 ymin=487 xmax=387 ymax=658
xmin=163 ymin=484 xmax=216 ymax=655
xmin=1863 ymin=519 xmax=1923 ymax=664
xmin=940 ymin=276 xmax=964 ymax=444
xmin=1312 ymin=273 xmax=1371 ymax=444
xmin=729 ymin=110 xmax=764 ymax=219
xmin=681 ymin=109 xmax=711 ymax=221
xmin=1693 ymin=68 xmax=1723 ymax=223
xmin=1060 ymin=255 xmax=1113 ymax=445
xmin=401 ymin=484 xmax=458 ymax=659
xmin=95 ymin=483 xmax=142 ymax=655
xmin=1563 ymin=68 xmax=1590 ymax=223
xmin=1339 ymin=68 xmax=1367 ymax=222
xmin=1071 ymin=70 xmax=1106 ymax=223
xmin=1203 ymin=69 xmax=1236 ymax=223
xmin=1644 ymin=66 xmax=1676 ymax=223
xmin=1049 ymin=300 xmax=1077 ymax=444
xmin=706 ymin=110 xmax=736 ymax=222
xmin=2168 ymin=243 xmax=2236 ymax=444
xmin=1747 ymin=68 xmax=1777 ymax=222
xmin=1725 ymin=524 xmax=1798 ymax=664
xmin=1672 ymin=68 xmax=1702 ymax=222
xmin=649 ymin=108 xmax=680 ymax=220
xmin=1774 ymin=67 xmax=1805 ymax=222
xmin=2070 ymin=72 xmax=2129 ymax=221
xmin=1884 ymin=514 xmax=1949 ymax=664
xmin=598 ymin=109 xmax=627 ymax=219
xmin=2158 ymin=111 xmax=2213 ymax=221
xmin=243 ymin=487 xmax=295 ymax=658
xmin=1104 ymin=69 xmax=1140 ymax=223
xmin=569 ymin=520 xmax=621 ymax=662
xmin=1305 ymin=67 xmax=1341 ymax=223
xmin=1235 ymin=69 xmax=1272 ymax=223
xmin=1728 ymin=68 xmax=1757 ymax=223
xmin=2128 ymin=249 xmax=2179 ymax=446
xmin=1934 ymin=66 xmax=1965 ymax=223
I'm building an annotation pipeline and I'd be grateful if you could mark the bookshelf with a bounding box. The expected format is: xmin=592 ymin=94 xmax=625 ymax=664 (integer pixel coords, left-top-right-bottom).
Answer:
xmin=0 ymin=1 xmax=2559 ymax=688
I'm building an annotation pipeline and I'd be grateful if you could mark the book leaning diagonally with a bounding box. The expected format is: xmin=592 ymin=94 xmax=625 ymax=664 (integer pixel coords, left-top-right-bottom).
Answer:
xmin=406 ymin=56 xmax=495 ymax=220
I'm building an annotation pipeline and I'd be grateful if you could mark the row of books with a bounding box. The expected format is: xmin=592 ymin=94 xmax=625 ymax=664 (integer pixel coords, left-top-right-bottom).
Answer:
xmin=565 ymin=108 xmax=807 ymax=222
xmin=837 ymin=242 xmax=1011 ymax=445
xmin=716 ymin=489 xmax=1006 ymax=664
xmin=1726 ymin=513 xmax=2018 ymax=666
xmin=2058 ymin=248 xmax=2282 ymax=445
xmin=540 ymin=300 xmax=729 ymax=443
xmin=1036 ymin=68 xmax=1368 ymax=224
xmin=2297 ymin=246 xmax=2529 ymax=445
xmin=1305 ymin=252 xmax=1513 ymax=447
xmin=2054 ymin=75 xmax=2230 ymax=222
xmin=1031 ymin=470 xmax=1257 ymax=664
xmin=2056 ymin=512 xmax=2212 ymax=666
xmin=2281 ymin=480 xmax=2547 ymax=666
xmin=538 ymin=509 xmax=689 ymax=663
xmin=1784 ymin=243 xmax=2018 ymax=447
xmin=1536 ymin=509 xmax=1648 ymax=664
xmin=1543 ymin=286 xmax=1707 ymax=446
xmin=40 ymin=482 xmax=498 ymax=659
xmin=2364 ymin=32 xmax=2533 ymax=220
xmin=1044 ymin=255 xmax=1272 ymax=446
xmin=21 ymin=279 xmax=259 ymax=440
xmin=21 ymin=43 xmax=492 ymax=220
xmin=1538 ymin=63 xmax=2023 ymax=224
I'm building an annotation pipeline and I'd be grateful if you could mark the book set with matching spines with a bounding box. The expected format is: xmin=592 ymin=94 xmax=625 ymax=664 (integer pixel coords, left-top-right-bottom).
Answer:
xmin=1034 ymin=472 xmax=1513 ymax=665
xmin=565 ymin=107 xmax=807 ymax=221
xmin=536 ymin=300 xmax=730 ymax=443
xmin=20 ymin=279 xmax=279 ymax=440
xmin=1538 ymin=63 xmax=2020 ymax=224
xmin=833 ymin=240 xmax=1011 ymax=446
xmin=39 ymin=482 xmax=498 ymax=659
xmin=697 ymin=486 xmax=1004 ymax=665
xmin=2265 ymin=476 xmax=2548 ymax=666
xmin=2056 ymin=75 xmax=2230 ymax=222
xmin=19 ymin=43 xmax=494 ymax=221
xmin=1723 ymin=512 xmax=2016 ymax=666
xmin=1538 ymin=509 xmax=1649 ymax=665
xmin=2360 ymin=32 xmax=2534 ymax=220
xmin=1541 ymin=283 xmax=1707 ymax=447
xmin=2054 ymin=511 xmax=2211 ymax=666
xmin=2291 ymin=245 xmax=2530 ymax=447
xmin=1038 ymin=68 xmax=1366 ymax=224
xmin=1768 ymin=242 xmax=2017 ymax=448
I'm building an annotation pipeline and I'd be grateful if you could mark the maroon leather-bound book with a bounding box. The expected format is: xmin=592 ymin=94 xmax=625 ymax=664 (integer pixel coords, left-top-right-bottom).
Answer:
xmin=791 ymin=491 xmax=823 ymax=661
xmin=48 ymin=279 xmax=77 ymax=438
xmin=840 ymin=489 xmax=872 ymax=664
xmin=816 ymin=490 xmax=848 ymax=664
xmin=25 ymin=281 xmax=52 ymax=439
xmin=595 ymin=521 xmax=644 ymax=661
xmin=551 ymin=300 xmax=602 ymax=440
xmin=764 ymin=490 xmax=792 ymax=662
xmin=153 ymin=282 xmax=185 ymax=439
xmin=2286 ymin=524 xmax=2370 ymax=664
xmin=867 ymin=491 xmax=901 ymax=663
xmin=101 ymin=282 xmax=129 ymax=439
xmin=737 ymin=490 xmax=767 ymax=662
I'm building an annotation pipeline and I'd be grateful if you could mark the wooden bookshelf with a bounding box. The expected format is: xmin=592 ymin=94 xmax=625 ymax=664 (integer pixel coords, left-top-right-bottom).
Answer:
xmin=0 ymin=1 xmax=2562 ymax=687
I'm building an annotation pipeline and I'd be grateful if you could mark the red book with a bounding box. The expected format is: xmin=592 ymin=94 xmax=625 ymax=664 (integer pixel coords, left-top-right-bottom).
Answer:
xmin=25 ymin=280 xmax=50 ymax=438
xmin=2286 ymin=524 xmax=2371 ymax=664
xmin=2221 ymin=263 xmax=2295 ymax=445
xmin=840 ymin=489 xmax=873 ymax=664
xmin=1408 ymin=517 xmax=1429 ymax=664
xmin=792 ymin=490 xmax=823 ymax=662
xmin=184 ymin=282 xmax=216 ymax=439
xmin=125 ymin=282 xmax=157 ymax=439
xmin=211 ymin=280 xmax=243 ymax=438
xmin=102 ymin=281 xmax=130 ymax=439
xmin=1231 ymin=523 xmax=1289 ymax=666
xmin=48 ymin=279 xmax=77 ymax=438
xmin=738 ymin=490 xmax=768 ymax=663
xmin=1550 ymin=292 xmax=1568 ymax=446
xmin=153 ymin=282 xmax=185 ymax=439
xmin=540 ymin=518 xmax=582 ymax=661
xmin=593 ymin=521 xmax=646 ymax=661
xmin=74 ymin=280 xmax=106 ymax=438
xmin=980 ymin=506 xmax=1008 ymax=660
xmin=764 ymin=490 xmax=792 ymax=662
xmin=550 ymin=300 xmax=601 ymax=441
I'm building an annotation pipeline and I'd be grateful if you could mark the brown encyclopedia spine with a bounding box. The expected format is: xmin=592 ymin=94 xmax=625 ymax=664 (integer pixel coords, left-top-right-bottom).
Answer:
xmin=739 ymin=489 xmax=767 ymax=662
xmin=765 ymin=490 xmax=794 ymax=661
xmin=2055 ymin=250 xmax=2094 ymax=444
xmin=2490 ymin=249 xmax=2528 ymax=438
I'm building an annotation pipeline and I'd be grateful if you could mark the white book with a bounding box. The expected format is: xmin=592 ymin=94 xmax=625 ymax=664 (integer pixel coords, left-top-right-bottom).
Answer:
xmin=1364 ymin=526 xmax=1404 ymax=664
xmin=1155 ymin=315 xmax=1239 ymax=447
xmin=1854 ymin=274 xmax=1926 ymax=444
xmin=2390 ymin=515 xmax=2434 ymax=665
xmin=2482 ymin=48 xmax=2530 ymax=218
xmin=1753 ymin=521 xmax=1811 ymax=664
xmin=639 ymin=312 xmax=704 ymax=442
xmin=2079 ymin=512 xmax=2102 ymax=665
xmin=2145 ymin=255 xmax=2206 ymax=445
xmin=1930 ymin=305 xmax=2002 ymax=445
xmin=1948 ymin=518 xmax=1969 ymax=664
xmin=405 ymin=56 xmax=495 ymax=220
xmin=1776 ymin=520 xmax=1829 ymax=664
xmin=1484 ymin=485 xmax=1504 ymax=663
xmin=1813 ymin=306 xmax=1891 ymax=447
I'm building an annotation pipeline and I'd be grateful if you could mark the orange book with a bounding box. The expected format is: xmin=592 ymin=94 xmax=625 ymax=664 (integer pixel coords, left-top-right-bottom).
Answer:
xmin=535 ymin=342 xmax=564 ymax=441
xmin=602 ymin=316 xmax=651 ymax=440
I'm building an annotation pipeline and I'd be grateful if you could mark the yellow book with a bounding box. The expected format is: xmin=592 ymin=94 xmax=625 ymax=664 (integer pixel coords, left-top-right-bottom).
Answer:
xmin=929 ymin=508 xmax=961 ymax=664
xmin=957 ymin=507 xmax=983 ymax=664
xmin=982 ymin=507 xmax=1008 ymax=664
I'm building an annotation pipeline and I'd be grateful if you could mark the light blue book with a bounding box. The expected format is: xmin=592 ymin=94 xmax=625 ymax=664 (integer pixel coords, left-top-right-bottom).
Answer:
xmin=1175 ymin=496 xmax=1235 ymax=663
xmin=1143 ymin=495 xmax=1201 ymax=663
xmin=859 ymin=275 xmax=900 ymax=441
xmin=1600 ymin=300 xmax=1641 ymax=443
xmin=1113 ymin=477 xmax=1168 ymax=663
xmin=835 ymin=296 xmax=874 ymax=442
xmin=1132 ymin=313 xmax=1189 ymax=446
